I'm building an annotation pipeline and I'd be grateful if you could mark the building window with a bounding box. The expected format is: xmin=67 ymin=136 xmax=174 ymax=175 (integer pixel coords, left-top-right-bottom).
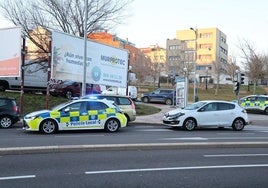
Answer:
xmin=168 ymin=56 xmax=181 ymax=61
xmin=169 ymin=45 xmax=181 ymax=50
xmin=200 ymin=33 xmax=213 ymax=38
xmin=200 ymin=43 xmax=212 ymax=49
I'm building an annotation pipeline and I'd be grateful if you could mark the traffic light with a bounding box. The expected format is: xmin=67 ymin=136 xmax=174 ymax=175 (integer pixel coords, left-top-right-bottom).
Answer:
xmin=240 ymin=73 xmax=245 ymax=84
xmin=233 ymin=81 xmax=240 ymax=95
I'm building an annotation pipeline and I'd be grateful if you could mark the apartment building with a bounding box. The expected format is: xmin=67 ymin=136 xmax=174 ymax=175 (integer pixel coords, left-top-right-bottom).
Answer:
xmin=166 ymin=27 xmax=228 ymax=84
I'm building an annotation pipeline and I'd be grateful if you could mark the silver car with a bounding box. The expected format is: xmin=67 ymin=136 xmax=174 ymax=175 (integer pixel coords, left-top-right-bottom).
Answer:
xmin=163 ymin=100 xmax=249 ymax=131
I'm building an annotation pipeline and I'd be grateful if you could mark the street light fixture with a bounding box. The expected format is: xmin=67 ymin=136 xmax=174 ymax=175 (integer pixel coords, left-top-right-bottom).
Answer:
xmin=190 ymin=27 xmax=197 ymax=102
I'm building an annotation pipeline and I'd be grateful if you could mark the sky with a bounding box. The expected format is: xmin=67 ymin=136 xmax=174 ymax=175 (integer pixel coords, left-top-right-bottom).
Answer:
xmin=1 ymin=0 xmax=268 ymax=62
xmin=114 ymin=0 xmax=268 ymax=61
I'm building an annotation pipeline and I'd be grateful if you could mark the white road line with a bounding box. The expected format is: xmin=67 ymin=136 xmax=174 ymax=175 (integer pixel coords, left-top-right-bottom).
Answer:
xmin=204 ymin=154 xmax=268 ymax=157
xmin=163 ymin=137 xmax=208 ymax=140
xmin=0 ymin=175 xmax=36 ymax=181
xmin=85 ymin=164 xmax=268 ymax=175
xmin=137 ymin=129 xmax=172 ymax=132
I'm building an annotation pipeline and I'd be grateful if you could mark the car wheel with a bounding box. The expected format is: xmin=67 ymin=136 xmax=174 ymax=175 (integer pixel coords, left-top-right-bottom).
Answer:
xmin=232 ymin=118 xmax=245 ymax=131
xmin=183 ymin=118 xmax=196 ymax=131
xmin=165 ymin=98 xmax=172 ymax=105
xmin=142 ymin=97 xmax=149 ymax=103
xmin=0 ymin=116 xmax=13 ymax=128
xmin=40 ymin=119 xmax=58 ymax=134
xmin=65 ymin=90 xmax=73 ymax=99
xmin=264 ymin=107 xmax=268 ymax=115
xmin=105 ymin=118 xmax=120 ymax=132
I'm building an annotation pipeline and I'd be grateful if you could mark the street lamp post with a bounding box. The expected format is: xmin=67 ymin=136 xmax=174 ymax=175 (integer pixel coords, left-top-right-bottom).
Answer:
xmin=183 ymin=67 xmax=188 ymax=107
xmin=205 ymin=67 xmax=208 ymax=90
xmin=190 ymin=27 xmax=197 ymax=102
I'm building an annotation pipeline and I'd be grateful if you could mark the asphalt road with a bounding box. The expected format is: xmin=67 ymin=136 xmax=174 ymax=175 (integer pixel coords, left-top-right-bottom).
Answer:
xmin=1 ymin=121 xmax=268 ymax=155
xmin=1 ymin=147 xmax=268 ymax=188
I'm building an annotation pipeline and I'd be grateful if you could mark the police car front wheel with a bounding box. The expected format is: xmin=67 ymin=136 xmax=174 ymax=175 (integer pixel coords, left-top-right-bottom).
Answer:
xmin=40 ymin=119 xmax=58 ymax=134
xmin=105 ymin=118 xmax=120 ymax=132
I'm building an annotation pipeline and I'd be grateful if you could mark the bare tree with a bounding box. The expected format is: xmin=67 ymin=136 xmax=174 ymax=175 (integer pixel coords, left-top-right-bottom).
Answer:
xmin=238 ymin=39 xmax=267 ymax=94
xmin=0 ymin=0 xmax=132 ymax=66
xmin=225 ymin=55 xmax=240 ymax=82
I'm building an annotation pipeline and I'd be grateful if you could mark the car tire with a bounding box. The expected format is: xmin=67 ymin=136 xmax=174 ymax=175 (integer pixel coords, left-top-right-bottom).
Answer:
xmin=232 ymin=118 xmax=245 ymax=131
xmin=0 ymin=116 xmax=13 ymax=128
xmin=142 ymin=97 xmax=149 ymax=103
xmin=165 ymin=98 xmax=172 ymax=105
xmin=40 ymin=119 xmax=58 ymax=134
xmin=65 ymin=90 xmax=73 ymax=99
xmin=183 ymin=118 xmax=196 ymax=131
xmin=264 ymin=107 xmax=268 ymax=115
xmin=105 ymin=118 xmax=120 ymax=132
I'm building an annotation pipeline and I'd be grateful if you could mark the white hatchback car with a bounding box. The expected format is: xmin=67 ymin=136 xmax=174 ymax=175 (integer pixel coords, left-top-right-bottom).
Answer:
xmin=163 ymin=100 xmax=249 ymax=131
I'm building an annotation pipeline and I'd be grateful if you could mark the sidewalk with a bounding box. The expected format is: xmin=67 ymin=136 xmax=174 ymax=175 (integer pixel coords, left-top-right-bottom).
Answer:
xmin=134 ymin=103 xmax=176 ymax=124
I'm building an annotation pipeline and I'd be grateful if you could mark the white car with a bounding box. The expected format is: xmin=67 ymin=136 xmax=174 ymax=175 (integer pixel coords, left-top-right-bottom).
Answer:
xmin=163 ymin=100 xmax=249 ymax=131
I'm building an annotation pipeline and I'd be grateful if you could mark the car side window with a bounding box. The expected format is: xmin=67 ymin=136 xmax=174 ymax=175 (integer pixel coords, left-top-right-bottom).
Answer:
xmin=218 ymin=103 xmax=235 ymax=110
xmin=118 ymin=97 xmax=131 ymax=105
xmin=203 ymin=103 xmax=217 ymax=111
xmin=87 ymin=101 xmax=108 ymax=111
xmin=68 ymin=102 xmax=83 ymax=111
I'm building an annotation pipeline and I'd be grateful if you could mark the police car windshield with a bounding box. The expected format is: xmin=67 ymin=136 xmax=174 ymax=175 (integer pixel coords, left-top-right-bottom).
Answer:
xmin=51 ymin=100 xmax=73 ymax=110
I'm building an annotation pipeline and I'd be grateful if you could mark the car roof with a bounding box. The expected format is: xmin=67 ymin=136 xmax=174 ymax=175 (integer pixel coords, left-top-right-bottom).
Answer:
xmin=84 ymin=94 xmax=131 ymax=99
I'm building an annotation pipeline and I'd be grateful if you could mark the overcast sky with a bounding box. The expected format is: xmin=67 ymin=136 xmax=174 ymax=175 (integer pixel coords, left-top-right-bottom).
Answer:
xmin=1 ymin=0 xmax=267 ymax=62
xmin=114 ymin=0 xmax=268 ymax=61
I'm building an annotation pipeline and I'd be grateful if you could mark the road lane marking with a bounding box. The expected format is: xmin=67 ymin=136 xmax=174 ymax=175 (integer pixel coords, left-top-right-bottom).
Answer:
xmin=85 ymin=164 xmax=268 ymax=175
xmin=204 ymin=154 xmax=268 ymax=157
xmin=0 ymin=175 xmax=36 ymax=181
xmin=163 ymin=137 xmax=208 ymax=140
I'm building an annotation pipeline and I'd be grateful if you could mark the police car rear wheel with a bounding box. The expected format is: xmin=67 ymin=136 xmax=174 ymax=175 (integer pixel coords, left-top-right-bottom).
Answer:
xmin=105 ymin=118 xmax=120 ymax=132
xmin=40 ymin=119 xmax=57 ymax=134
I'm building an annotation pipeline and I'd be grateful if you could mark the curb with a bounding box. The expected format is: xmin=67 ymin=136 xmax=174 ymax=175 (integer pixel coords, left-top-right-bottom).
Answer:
xmin=1 ymin=142 xmax=268 ymax=155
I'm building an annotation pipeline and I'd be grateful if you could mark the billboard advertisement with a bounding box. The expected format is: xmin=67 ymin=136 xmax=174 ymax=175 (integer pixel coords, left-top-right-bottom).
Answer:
xmin=52 ymin=31 xmax=129 ymax=87
xmin=0 ymin=27 xmax=21 ymax=77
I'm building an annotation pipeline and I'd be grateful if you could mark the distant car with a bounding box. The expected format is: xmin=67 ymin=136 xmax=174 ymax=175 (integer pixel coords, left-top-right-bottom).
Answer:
xmin=102 ymin=86 xmax=138 ymax=100
xmin=83 ymin=94 xmax=136 ymax=124
xmin=0 ymin=97 xmax=20 ymax=128
xmin=141 ymin=88 xmax=175 ymax=105
xmin=239 ymin=95 xmax=268 ymax=115
xmin=49 ymin=80 xmax=102 ymax=99
xmin=23 ymin=98 xmax=127 ymax=134
xmin=163 ymin=100 xmax=248 ymax=131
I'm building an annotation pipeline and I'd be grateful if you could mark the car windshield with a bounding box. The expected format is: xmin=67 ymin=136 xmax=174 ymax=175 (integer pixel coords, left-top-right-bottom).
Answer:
xmin=184 ymin=101 xmax=207 ymax=110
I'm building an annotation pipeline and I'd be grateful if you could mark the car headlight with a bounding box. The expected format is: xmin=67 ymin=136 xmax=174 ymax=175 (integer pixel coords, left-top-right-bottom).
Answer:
xmin=24 ymin=115 xmax=38 ymax=121
xmin=165 ymin=112 xmax=185 ymax=118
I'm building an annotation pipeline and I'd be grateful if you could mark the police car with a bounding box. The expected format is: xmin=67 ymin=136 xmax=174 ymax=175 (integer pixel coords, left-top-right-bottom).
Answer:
xmin=23 ymin=98 xmax=127 ymax=134
xmin=240 ymin=95 xmax=268 ymax=115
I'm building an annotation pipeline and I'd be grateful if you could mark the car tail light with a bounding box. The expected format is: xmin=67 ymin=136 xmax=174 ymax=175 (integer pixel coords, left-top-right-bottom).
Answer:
xmin=13 ymin=105 xmax=18 ymax=112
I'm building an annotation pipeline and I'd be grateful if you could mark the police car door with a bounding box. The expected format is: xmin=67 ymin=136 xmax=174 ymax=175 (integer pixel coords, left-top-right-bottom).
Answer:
xmin=87 ymin=101 xmax=108 ymax=129
xmin=59 ymin=101 xmax=87 ymax=130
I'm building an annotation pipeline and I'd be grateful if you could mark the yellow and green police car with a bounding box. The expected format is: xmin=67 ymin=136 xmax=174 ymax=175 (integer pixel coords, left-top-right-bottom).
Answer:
xmin=240 ymin=95 xmax=268 ymax=115
xmin=23 ymin=98 xmax=127 ymax=134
